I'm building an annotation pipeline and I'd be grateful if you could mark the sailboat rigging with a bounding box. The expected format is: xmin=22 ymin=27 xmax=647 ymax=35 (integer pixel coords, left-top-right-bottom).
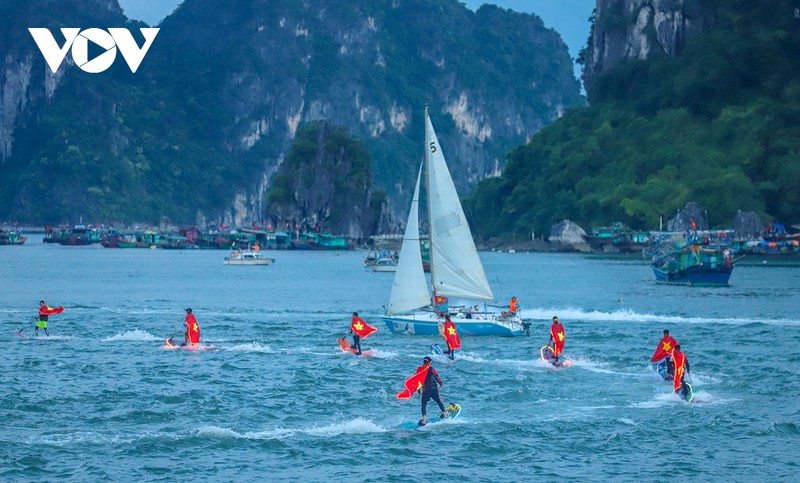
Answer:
xmin=383 ymin=106 xmax=525 ymax=336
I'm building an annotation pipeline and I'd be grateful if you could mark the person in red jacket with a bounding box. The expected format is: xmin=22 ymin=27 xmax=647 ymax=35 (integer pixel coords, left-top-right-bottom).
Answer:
xmin=184 ymin=308 xmax=201 ymax=346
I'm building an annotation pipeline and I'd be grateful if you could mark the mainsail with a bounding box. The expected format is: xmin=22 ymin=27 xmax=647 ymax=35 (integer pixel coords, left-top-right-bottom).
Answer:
xmin=425 ymin=110 xmax=494 ymax=301
xmin=386 ymin=165 xmax=431 ymax=315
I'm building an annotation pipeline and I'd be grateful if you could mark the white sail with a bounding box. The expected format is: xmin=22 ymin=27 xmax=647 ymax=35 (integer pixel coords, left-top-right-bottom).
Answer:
xmin=386 ymin=164 xmax=432 ymax=315
xmin=425 ymin=109 xmax=494 ymax=301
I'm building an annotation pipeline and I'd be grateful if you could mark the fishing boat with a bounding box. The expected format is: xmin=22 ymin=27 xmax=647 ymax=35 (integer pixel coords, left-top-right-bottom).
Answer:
xmin=648 ymin=230 xmax=742 ymax=286
xmin=383 ymin=107 xmax=525 ymax=336
xmin=364 ymin=246 xmax=400 ymax=272
xmin=223 ymin=248 xmax=275 ymax=265
xmin=587 ymin=222 xmax=649 ymax=253
xmin=370 ymin=255 xmax=399 ymax=272
xmin=0 ymin=229 xmax=26 ymax=245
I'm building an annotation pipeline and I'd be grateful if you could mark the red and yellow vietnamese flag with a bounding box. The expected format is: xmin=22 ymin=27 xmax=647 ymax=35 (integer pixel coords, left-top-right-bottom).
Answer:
xmin=396 ymin=365 xmax=430 ymax=399
xmin=351 ymin=316 xmax=377 ymax=338
xmin=551 ymin=322 xmax=565 ymax=357
xmin=39 ymin=305 xmax=64 ymax=316
xmin=651 ymin=335 xmax=678 ymax=362
xmin=672 ymin=350 xmax=687 ymax=391
xmin=443 ymin=319 xmax=461 ymax=350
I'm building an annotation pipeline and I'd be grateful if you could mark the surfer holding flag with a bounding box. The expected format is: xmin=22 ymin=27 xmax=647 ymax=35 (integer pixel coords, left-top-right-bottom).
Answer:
xmin=184 ymin=308 xmax=201 ymax=347
xmin=396 ymin=356 xmax=447 ymax=426
xmin=441 ymin=315 xmax=461 ymax=360
xmin=671 ymin=344 xmax=692 ymax=400
xmin=21 ymin=300 xmax=65 ymax=337
xmin=350 ymin=312 xmax=377 ymax=356
xmin=547 ymin=316 xmax=566 ymax=364
xmin=651 ymin=329 xmax=678 ymax=378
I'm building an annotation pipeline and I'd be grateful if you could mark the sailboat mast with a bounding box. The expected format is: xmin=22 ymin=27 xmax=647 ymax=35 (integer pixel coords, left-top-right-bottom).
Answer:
xmin=424 ymin=105 xmax=437 ymax=299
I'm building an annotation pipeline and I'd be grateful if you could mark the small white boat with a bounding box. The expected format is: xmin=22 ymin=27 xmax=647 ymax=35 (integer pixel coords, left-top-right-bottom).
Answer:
xmin=370 ymin=256 xmax=398 ymax=272
xmin=223 ymin=249 xmax=275 ymax=265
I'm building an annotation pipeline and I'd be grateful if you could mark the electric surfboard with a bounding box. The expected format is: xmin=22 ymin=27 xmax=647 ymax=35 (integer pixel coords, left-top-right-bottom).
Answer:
xmin=655 ymin=360 xmax=672 ymax=380
xmin=163 ymin=337 xmax=216 ymax=351
xmin=675 ymin=382 xmax=694 ymax=403
xmin=540 ymin=345 xmax=572 ymax=368
xmin=338 ymin=337 xmax=375 ymax=357
xmin=400 ymin=403 xmax=461 ymax=429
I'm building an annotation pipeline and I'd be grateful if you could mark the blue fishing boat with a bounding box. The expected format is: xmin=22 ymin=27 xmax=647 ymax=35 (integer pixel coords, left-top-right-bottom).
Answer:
xmin=383 ymin=107 xmax=525 ymax=336
xmin=648 ymin=231 xmax=741 ymax=286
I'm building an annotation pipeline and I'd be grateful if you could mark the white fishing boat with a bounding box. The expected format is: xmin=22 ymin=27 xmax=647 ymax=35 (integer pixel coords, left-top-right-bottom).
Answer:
xmin=223 ymin=249 xmax=275 ymax=265
xmin=383 ymin=107 xmax=525 ymax=336
xmin=370 ymin=256 xmax=399 ymax=272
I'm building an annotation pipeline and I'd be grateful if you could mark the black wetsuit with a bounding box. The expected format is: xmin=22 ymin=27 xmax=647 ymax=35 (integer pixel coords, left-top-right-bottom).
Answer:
xmin=352 ymin=334 xmax=362 ymax=355
xmin=421 ymin=367 xmax=445 ymax=416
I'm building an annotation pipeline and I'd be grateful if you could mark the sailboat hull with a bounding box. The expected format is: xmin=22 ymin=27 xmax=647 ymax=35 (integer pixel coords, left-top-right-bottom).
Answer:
xmin=383 ymin=313 xmax=524 ymax=337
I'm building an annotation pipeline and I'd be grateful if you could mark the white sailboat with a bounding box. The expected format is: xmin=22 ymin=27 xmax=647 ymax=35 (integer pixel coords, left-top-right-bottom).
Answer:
xmin=383 ymin=107 xmax=525 ymax=336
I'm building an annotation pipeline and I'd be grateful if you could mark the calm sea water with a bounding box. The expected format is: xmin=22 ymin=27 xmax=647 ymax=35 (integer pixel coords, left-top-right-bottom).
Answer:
xmin=1 ymin=236 xmax=799 ymax=481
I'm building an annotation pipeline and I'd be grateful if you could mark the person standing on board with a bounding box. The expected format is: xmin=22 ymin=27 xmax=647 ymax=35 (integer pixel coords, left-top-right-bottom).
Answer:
xmin=548 ymin=316 xmax=566 ymax=364
xmin=671 ymin=344 xmax=691 ymax=398
xmin=32 ymin=300 xmax=64 ymax=337
xmin=349 ymin=311 xmax=377 ymax=356
xmin=508 ymin=296 xmax=520 ymax=318
xmin=184 ymin=308 xmax=201 ymax=346
xmin=441 ymin=315 xmax=461 ymax=360
xmin=651 ymin=329 xmax=679 ymax=378
xmin=418 ymin=356 xmax=447 ymax=426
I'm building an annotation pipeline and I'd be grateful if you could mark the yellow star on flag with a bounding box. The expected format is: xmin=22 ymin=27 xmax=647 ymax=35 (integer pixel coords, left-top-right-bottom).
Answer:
xmin=193 ymin=323 xmax=198 ymax=332
xmin=662 ymin=342 xmax=672 ymax=351
xmin=447 ymin=327 xmax=456 ymax=335
xmin=354 ymin=322 xmax=364 ymax=331
xmin=416 ymin=381 xmax=423 ymax=390
xmin=558 ymin=332 xmax=564 ymax=341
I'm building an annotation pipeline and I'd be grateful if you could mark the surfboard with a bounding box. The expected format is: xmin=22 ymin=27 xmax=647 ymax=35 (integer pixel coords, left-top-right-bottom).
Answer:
xmin=675 ymin=382 xmax=694 ymax=403
xmin=163 ymin=337 xmax=216 ymax=351
xmin=431 ymin=343 xmax=443 ymax=355
xmin=400 ymin=403 xmax=461 ymax=429
xmin=337 ymin=337 xmax=375 ymax=357
xmin=540 ymin=345 xmax=572 ymax=368
xmin=655 ymin=360 xmax=671 ymax=380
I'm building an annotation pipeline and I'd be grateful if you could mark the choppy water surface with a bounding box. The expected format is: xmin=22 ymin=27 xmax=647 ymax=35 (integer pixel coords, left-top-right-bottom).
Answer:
xmin=1 ymin=237 xmax=799 ymax=481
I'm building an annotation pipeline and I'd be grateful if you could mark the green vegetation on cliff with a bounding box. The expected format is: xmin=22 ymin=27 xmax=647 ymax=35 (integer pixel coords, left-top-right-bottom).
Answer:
xmin=465 ymin=0 xmax=800 ymax=239
xmin=266 ymin=121 xmax=385 ymax=235
xmin=0 ymin=0 xmax=580 ymax=232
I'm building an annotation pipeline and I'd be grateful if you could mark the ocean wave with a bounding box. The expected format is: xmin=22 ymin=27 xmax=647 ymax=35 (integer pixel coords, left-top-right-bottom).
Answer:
xmin=196 ymin=419 xmax=388 ymax=440
xmin=522 ymin=307 xmax=800 ymax=327
xmin=102 ymin=329 xmax=161 ymax=342
xmin=222 ymin=342 xmax=272 ymax=353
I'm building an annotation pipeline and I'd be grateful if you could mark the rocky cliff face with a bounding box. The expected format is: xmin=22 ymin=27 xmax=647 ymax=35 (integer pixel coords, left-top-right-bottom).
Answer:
xmin=0 ymin=0 xmax=582 ymax=237
xmin=0 ymin=0 xmax=125 ymax=162
xmin=583 ymin=0 xmax=715 ymax=89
